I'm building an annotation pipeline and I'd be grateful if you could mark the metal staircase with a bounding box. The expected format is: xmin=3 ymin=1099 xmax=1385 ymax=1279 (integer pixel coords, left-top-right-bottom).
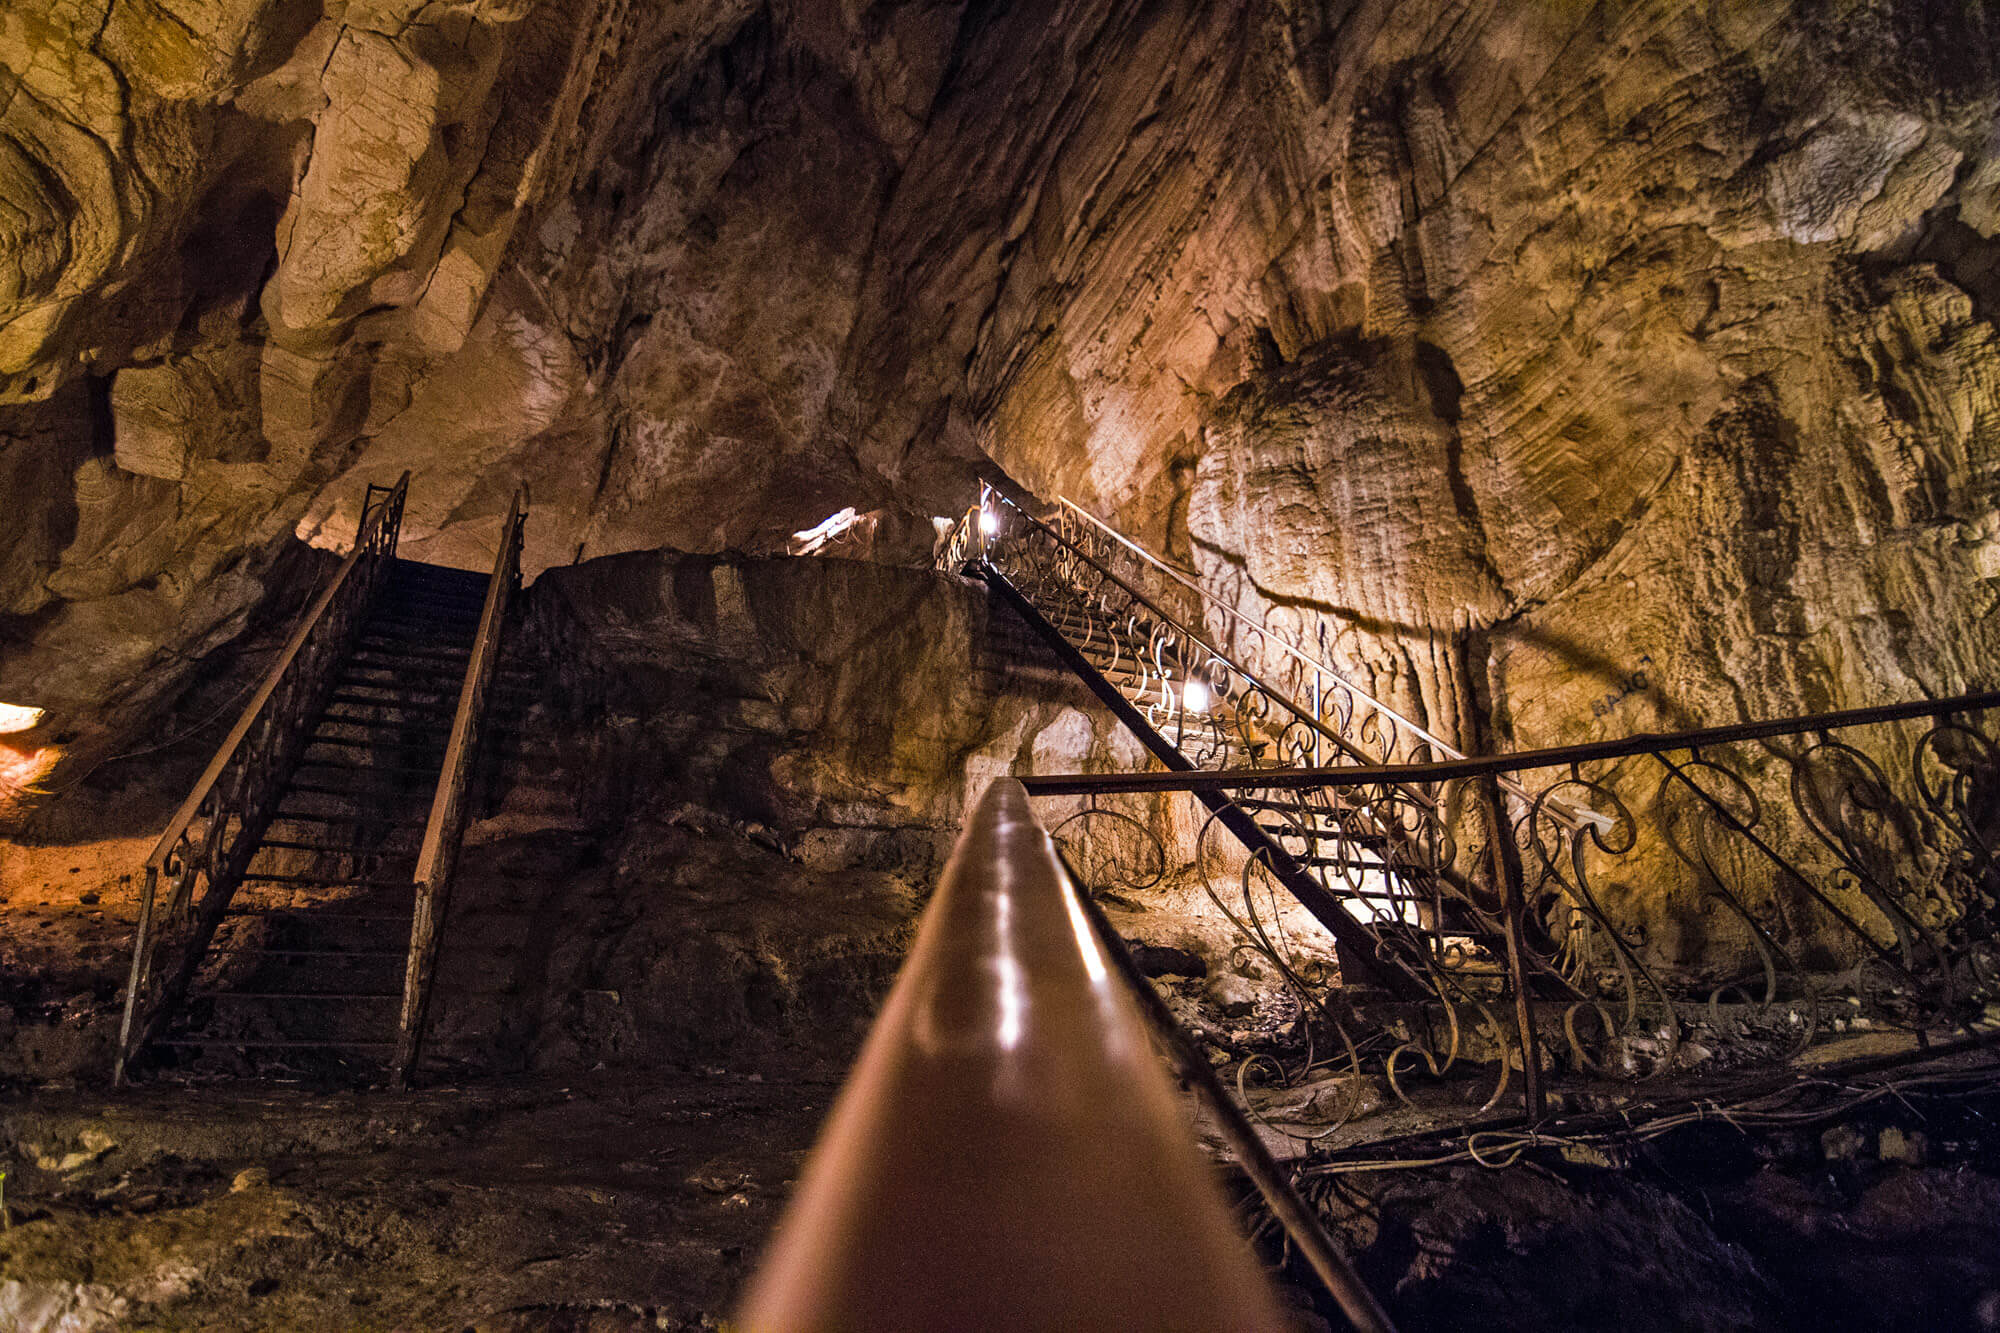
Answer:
xmin=115 ymin=476 xmax=532 ymax=1086
xmin=939 ymin=487 xmax=1533 ymax=999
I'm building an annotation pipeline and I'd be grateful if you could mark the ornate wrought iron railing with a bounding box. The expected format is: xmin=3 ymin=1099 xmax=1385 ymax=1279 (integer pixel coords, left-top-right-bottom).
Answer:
xmin=945 ymin=488 xmax=1582 ymax=823
xmin=962 ymin=487 xmax=1392 ymax=774
xmin=114 ymin=473 xmax=410 ymax=1084
xmin=1049 ymin=496 xmax=1463 ymax=771
xmin=945 ymin=488 xmax=1506 ymax=995
xmin=393 ymin=484 xmax=528 ymax=1085
xmin=1026 ymin=690 xmax=2000 ymax=1118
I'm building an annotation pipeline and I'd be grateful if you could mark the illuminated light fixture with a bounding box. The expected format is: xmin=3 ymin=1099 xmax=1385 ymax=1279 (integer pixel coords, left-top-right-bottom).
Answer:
xmin=979 ymin=508 xmax=998 ymax=536
xmin=0 ymin=702 xmax=45 ymax=734
xmin=1183 ymin=680 xmax=1209 ymax=713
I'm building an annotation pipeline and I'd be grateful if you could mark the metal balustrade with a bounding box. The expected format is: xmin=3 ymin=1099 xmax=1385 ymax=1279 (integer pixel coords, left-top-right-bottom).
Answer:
xmin=941 ymin=487 xmax=2000 ymax=1118
xmin=116 ymin=475 xmax=412 ymax=1082
xmin=1024 ymin=691 xmax=2000 ymax=1116
xmin=114 ymin=477 xmax=531 ymax=1084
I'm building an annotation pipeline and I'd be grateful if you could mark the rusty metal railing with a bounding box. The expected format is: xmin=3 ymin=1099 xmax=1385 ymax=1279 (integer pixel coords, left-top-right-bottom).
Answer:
xmin=114 ymin=473 xmax=410 ymax=1084
xmin=737 ymin=779 xmax=1395 ymax=1332
xmin=392 ymin=484 xmax=528 ymax=1085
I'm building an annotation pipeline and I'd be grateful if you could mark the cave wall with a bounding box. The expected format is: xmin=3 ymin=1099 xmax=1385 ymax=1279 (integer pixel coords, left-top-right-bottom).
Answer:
xmin=4 ymin=1 xmax=1999 ymax=963
xmin=876 ymin=0 xmax=2000 ymax=748
xmin=424 ymin=550 xmax=1256 ymax=1074
xmin=6 ymin=0 xmax=1999 ymax=756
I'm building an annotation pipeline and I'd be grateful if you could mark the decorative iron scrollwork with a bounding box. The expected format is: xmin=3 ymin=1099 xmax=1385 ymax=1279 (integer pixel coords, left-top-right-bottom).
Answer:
xmin=972 ymin=487 xmax=2000 ymax=1117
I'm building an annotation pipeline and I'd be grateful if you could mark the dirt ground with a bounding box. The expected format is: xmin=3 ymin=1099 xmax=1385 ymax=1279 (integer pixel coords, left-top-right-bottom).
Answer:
xmin=0 ymin=1072 xmax=839 ymax=1331
xmin=5 ymin=1052 xmax=2000 ymax=1332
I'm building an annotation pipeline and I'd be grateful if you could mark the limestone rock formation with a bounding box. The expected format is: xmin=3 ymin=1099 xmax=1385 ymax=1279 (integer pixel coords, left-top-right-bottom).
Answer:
xmin=2 ymin=3 xmax=1999 ymax=961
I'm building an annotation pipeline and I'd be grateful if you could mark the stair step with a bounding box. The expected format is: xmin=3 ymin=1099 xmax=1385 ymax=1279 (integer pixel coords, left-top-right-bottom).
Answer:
xmin=348 ymin=649 xmax=533 ymax=678
xmin=255 ymin=839 xmax=414 ymax=857
xmin=1257 ymin=821 xmax=1386 ymax=846
xmin=224 ymin=910 xmax=411 ymax=922
xmin=287 ymin=779 xmax=437 ymax=800
xmin=355 ymin=636 xmax=477 ymax=662
xmin=151 ymin=1032 xmax=398 ymax=1040
xmin=318 ymin=713 xmax=454 ymax=736
xmin=294 ymin=759 xmax=444 ymax=779
xmin=237 ymin=873 xmax=414 ymax=890
xmin=342 ymin=656 xmax=540 ymax=684
xmin=327 ymin=692 xmax=462 ymax=718
xmin=190 ymin=992 xmax=403 ymax=1001
xmin=336 ymin=670 xmax=535 ymax=698
xmin=367 ymin=616 xmax=481 ymax=639
xmin=235 ymin=949 xmax=407 ymax=959
xmin=303 ymin=735 xmax=446 ymax=754
xmin=1236 ymin=795 xmax=1366 ymax=814
xmin=271 ymin=810 xmax=428 ymax=828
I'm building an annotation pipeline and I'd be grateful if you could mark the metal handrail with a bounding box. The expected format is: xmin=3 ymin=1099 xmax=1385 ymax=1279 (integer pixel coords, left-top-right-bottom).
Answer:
xmin=1015 ymin=686 xmax=2000 ymax=795
xmin=117 ymin=472 xmax=410 ymax=1083
xmin=1029 ymin=685 xmax=2000 ymax=1119
xmin=1057 ymin=497 xmax=1453 ymax=754
xmin=142 ymin=474 xmax=410 ymax=872
xmin=736 ymin=780 xmax=1359 ymax=1332
xmin=393 ymin=484 xmax=529 ymax=1084
xmin=987 ymin=490 xmax=1399 ymax=778
xmin=1050 ymin=495 xmax=1578 ymax=824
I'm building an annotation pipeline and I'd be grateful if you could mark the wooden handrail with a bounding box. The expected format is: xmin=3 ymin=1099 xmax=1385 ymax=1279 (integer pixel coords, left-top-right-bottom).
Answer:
xmin=394 ymin=484 xmax=528 ymax=1083
xmin=144 ymin=472 xmax=410 ymax=871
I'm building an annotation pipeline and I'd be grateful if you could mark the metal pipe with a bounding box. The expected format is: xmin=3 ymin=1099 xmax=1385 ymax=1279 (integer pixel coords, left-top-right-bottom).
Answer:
xmin=737 ymin=780 xmax=1294 ymax=1332
xmin=1017 ymin=686 xmax=2000 ymax=796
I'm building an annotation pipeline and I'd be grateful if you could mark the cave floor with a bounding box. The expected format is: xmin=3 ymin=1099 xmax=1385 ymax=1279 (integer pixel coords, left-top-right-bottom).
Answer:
xmin=4 ymin=1048 xmax=2000 ymax=1332
xmin=0 ymin=1069 xmax=841 ymax=1332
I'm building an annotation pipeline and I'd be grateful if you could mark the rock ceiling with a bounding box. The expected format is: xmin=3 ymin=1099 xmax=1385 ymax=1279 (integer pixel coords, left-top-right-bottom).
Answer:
xmin=3 ymin=0 xmax=2000 ymax=764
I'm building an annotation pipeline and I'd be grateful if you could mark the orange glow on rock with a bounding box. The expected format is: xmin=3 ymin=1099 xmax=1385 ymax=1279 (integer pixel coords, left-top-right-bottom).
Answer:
xmin=0 ymin=739 xmax=58 ymax=815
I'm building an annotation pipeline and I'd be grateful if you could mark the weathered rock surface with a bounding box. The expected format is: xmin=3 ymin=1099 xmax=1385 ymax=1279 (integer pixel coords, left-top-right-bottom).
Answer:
xmin=0 ymin=552 xmax=1260 ymax=1083
xmin=3 ymin=0 xmax=2000 ymax=976
xmin=4 ymin=1 xmax=1999 ymax=716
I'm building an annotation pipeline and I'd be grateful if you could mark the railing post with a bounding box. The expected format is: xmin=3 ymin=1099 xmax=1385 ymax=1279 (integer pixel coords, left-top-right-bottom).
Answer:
xmin=112 ymin=866 xmax=160 ymax=1087
xmin=1481 ymin=774 xmax=1544 ymax=1118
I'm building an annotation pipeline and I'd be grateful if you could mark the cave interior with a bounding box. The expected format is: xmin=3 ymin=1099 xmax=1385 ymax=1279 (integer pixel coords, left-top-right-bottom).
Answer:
xmin=5 ymin=1 xmax=2000 ymax=1329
